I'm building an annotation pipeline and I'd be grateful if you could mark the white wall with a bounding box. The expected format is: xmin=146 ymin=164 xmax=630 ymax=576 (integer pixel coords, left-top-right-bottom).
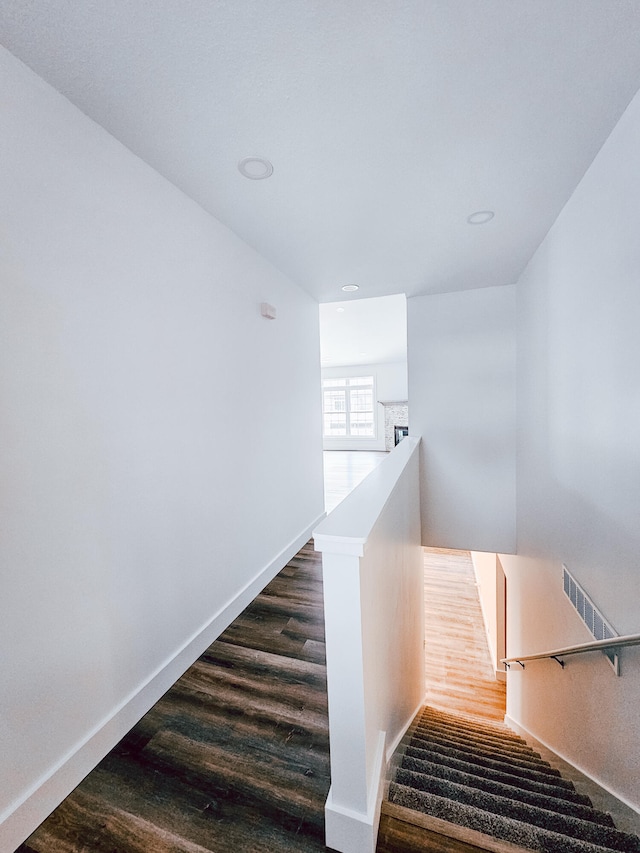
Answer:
xmin=0 ymin=46 xmax=324 ymax=848
xmin=407 ymin=285 xmax=516 ymax=552
xmin=471 ymin=551 xmax=506 ymax=679
xmin=504 ymin=84 xmax=640 ymax=812
xmin=322 ymin=360 xmax=407 ymax=451
xmin=501 ymin=555 xmax=640 ymax=813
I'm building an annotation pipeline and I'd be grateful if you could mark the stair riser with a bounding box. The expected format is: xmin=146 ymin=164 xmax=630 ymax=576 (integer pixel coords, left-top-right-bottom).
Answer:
xmin=419 ymin=710 xmax=525 ymax=743
xmin=399 ymin=757 xmax=610 ymax=826
xmin=395 ymin=769 xmax=626 ymax=848
xmin=389 ymin=784 xmax=640 ymax=853
xmin=404 ymin=746 xmax=590 ymax=805
xmin=406 ymin=743 xmax=579 ymax=795
xmin=409 ymin=732 xmax=562 ymax=778
xmin=412 ymin=723 xmax=543 ymax=762
xmin=415 ymin=719 xmax=536 ymax=754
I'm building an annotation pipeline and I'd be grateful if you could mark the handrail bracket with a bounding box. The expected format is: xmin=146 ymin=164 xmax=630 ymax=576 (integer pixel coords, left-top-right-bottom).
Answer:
xmin=551 ymin=655 xmax=565 ymax=669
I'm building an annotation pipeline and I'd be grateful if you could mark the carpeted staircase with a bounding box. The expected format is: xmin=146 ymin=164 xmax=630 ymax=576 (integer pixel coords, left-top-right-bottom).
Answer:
xmin=387 ymin=705 xmax=640 ymax=853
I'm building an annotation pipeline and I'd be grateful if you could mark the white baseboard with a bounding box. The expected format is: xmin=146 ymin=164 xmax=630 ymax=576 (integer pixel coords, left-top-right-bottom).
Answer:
xmin=0 ymin=514 xmax=325 ymax=852
xmin=325 ymin=787 xmax=377 ymax=853
xmin=325 ymin=732 xmax=386 ymax=853
xmin=385 ymin=696 xmax=425 ymax=766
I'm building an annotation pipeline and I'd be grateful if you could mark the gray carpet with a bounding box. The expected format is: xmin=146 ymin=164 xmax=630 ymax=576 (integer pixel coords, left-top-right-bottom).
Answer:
xmin=389 ymin=706 xmax=640 ymax=853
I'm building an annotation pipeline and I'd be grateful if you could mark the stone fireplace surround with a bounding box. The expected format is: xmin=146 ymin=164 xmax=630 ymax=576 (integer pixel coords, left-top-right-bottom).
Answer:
xmin=381 ymin=401 xmax=408 ymax=451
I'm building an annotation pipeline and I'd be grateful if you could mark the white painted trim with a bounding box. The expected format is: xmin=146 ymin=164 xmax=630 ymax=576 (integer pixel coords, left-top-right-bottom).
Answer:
xmin=471 ymin=551 xmax=497 ymax=663
xmin=368 ymin=730 xmax=387 ymax=841
xmin=504 ymin=714 xmax=640 ymax=819
xmin=0 ymin=514 xmax=325 ymax=852
xmin=319 ymin=437 xmax=423 ymax=853
xmin=326 ymin=786 xmax=377 ymax=853
xmin=381 ymin=695 xmax=426 ymax=810
xmin=322 ymin=374 xmax=379 ymax=446
xmin=384 ymin=697 xmax=425 ymax=766
xmin=314 ymin=437 xmax=419 ymax=555
xmin=325 ymin=732 xmax=386 ymax=853
xmin=324 ymin=705 xmax=429 ymax=853
xmin=321 ymin=367 xmax=389 ymax=452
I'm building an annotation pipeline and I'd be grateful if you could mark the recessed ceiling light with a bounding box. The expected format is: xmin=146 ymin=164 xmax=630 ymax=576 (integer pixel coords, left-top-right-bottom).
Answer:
xmin=341 ymin=284 xmax=359 ymax=292
xmin=467 ymin=210 xmax=494 ymax=225
xmin=336 ymin=307 xmax=345 ymax=313
xmin=238 ymin=157 xmax=274 ymax=180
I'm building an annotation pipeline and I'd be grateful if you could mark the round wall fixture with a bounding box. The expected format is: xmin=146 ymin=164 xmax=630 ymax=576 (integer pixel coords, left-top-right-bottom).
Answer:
xmin=238 ymin=157 xmax=274 ymax=180
xmin=341 ymin=284 xmax=359 ymax=292
xmin=467 ymin=210 xmax=495 ymax=225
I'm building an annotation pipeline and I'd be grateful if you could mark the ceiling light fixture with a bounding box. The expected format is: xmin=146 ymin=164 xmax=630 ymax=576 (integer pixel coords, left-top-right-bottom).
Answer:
xmin=238 ymin=156 xmax=274 ymax=180
xmin=467 ymin=210 xmax=495 ymax=225
xmin=341 ymin=284 xmax=359 ymax=292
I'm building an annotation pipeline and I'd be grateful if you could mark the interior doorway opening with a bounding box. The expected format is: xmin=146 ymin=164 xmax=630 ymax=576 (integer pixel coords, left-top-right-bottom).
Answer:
xmin=319 ymin=294 xmax=408 ymax=511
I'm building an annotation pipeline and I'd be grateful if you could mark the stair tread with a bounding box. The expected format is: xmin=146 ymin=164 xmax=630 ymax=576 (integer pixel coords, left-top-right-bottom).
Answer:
xmin=417 ymin=714 xmax=534 ymax=740
xmin=416 ymin=715 xmax=537 ymax=752
xmin=389 ymin=783 xmax=640 ymax=853
xmin=420 ymin=708 xmax=525 ymax=741
xmin=407 ymin=734 xmax=565 ymax=783
xmin=417 ymin=715 xmax=533 ymax=745
xmin=411 ymin=724 xmax=545 ymax=764
xmin=411 ymin=728 xmax=557 ymax=773
xmin=399 ymin=758 xmax=608 ymax=825
xmin=393 ymin=770 xmax=625 ymax=847
xmin=420 ymin=707 xmax=518 ymax=737
xmin=381 ymin=800 xmax=551 ymax=853
xmin=403 ymin=747 xmax=590 ymax=805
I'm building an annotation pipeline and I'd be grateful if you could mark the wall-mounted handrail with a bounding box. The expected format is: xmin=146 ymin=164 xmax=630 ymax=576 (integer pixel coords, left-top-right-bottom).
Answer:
xmin=502 ymin=633 xmax=640 ymax=674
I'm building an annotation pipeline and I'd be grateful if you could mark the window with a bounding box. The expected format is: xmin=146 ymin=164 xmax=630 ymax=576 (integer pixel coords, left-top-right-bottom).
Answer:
xmin=322 ymin=376 xmax=375 ymax=437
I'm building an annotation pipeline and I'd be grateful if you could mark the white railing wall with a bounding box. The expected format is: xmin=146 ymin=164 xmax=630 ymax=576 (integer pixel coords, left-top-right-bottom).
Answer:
xmin=313 ymin=437 xmax=424 ymax=853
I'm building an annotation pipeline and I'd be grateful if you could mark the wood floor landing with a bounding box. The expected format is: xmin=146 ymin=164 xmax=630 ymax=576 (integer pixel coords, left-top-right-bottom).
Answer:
xmin=423 ymin=547 xmax=506 ymax=722
xmin=16 ymin=542 xmax=333 ymax=853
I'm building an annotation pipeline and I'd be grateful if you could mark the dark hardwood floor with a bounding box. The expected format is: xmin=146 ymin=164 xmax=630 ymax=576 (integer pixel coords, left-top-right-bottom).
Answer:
xmin=17 ymin=541 xmax=333 ymax=853
xmin=17 ymin=471 xmax=490 ymax=853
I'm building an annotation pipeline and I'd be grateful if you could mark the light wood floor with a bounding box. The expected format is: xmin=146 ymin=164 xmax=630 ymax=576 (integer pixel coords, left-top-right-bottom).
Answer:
xmin=422 ymin=547 xmax=506 ymax=722
xmin=323 ymin=450 xmax=388 ymax=512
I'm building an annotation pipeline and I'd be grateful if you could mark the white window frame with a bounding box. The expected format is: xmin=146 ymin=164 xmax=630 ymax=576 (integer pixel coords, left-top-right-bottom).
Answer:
xmin=322 ymin=375 xmax=377 ymax=440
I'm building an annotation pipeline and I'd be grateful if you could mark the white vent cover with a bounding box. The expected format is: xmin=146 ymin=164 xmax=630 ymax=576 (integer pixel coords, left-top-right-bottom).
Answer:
xmin=562 ymin=565 xmax=618 ymax=671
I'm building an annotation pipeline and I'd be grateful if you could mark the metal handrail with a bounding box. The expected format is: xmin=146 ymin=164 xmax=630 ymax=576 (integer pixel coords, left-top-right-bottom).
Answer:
xmin=501 ymin=632 xmax=640 ymax=675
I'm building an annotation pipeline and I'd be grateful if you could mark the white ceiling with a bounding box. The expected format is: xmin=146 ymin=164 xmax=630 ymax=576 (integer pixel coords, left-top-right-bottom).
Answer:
xmin=320 ymin=295 xmax=407 ymax=367
xmin=2 ymin=2 xmax=640 ymax=303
